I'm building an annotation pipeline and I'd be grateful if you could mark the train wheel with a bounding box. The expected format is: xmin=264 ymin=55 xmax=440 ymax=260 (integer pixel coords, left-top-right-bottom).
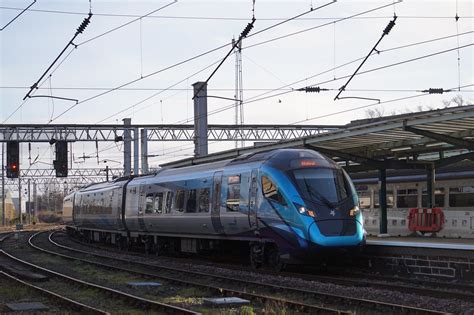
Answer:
xmin=250 ymin=243 xmax=264 ymax=269
xmin=265 ymin=244 xmax=285 ymax=272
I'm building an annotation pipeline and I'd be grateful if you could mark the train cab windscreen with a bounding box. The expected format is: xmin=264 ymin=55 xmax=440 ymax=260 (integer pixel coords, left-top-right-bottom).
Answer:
xmin=291 ymin=168 xmax=354 ymax=207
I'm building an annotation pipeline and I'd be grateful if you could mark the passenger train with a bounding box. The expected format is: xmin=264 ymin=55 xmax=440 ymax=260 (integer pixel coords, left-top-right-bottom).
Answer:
xmin=353 ymin=163 xmax=474 ymax=238
xmin=65 ymin=149 xmax=365 ymax=268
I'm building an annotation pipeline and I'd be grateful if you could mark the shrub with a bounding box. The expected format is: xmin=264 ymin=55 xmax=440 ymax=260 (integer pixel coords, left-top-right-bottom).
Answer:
xmin=37 ymin=211 xmax=61 ymax=223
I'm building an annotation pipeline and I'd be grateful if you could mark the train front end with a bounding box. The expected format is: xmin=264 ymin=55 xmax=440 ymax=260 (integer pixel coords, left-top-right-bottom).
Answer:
xmin=263 ymin=150 xmax=365 ymax=255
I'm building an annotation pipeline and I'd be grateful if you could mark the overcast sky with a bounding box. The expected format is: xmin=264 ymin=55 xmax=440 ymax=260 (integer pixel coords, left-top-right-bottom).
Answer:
xmin=1 ymin=0 xmax=473 ymax=174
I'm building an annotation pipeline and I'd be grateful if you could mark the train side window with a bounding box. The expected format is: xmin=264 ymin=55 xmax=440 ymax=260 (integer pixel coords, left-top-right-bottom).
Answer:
xmin=374 ymin=190 xmax=394 ymax=208
xmin=198 ymin=188 xmax=210 ymax=212
xmin=145 ymin=194 xmax=155 ymax=214
xmin=154 ymin=192 xmax=163 ymax=214
xmin=449 ymin=186 xmax=474 ymax=207
xmin=175 ymin=190 xmax=185 ymax=212
xmin=164 ymin=191 xmax=173 ymax=213
xmin=421 ymin=188 xmax=445 ymax=208
xmin=262 ymin=175 xmax=287 ymax=206
xmin=396 ymin=189 xmax=418 ymax=208
xmin=226 ymin=175 xmax=241 ymax=211
xmin=358 ymin=191 xmax=371 ymax=209
xmin=186 ymin=189 xmax=197 ymax=213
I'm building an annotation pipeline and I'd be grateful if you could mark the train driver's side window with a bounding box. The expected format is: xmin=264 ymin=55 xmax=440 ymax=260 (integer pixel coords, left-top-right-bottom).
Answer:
xmin=226 ymin=175 xmax=241 ymax=211
xmin=262 ymin=175 xmax=287 ymax=206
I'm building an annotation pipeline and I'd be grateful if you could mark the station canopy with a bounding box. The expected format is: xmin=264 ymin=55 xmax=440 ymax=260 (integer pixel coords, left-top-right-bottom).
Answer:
xmin=162 ymin=105 xmax=474 ymax=172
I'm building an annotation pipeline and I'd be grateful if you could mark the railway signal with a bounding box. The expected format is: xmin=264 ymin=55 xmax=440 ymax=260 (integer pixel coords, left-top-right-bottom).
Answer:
xmin=6 ymin=141 xmax=20 ymax=178
xmin=54 ymin=141 xmax=68 ymax=177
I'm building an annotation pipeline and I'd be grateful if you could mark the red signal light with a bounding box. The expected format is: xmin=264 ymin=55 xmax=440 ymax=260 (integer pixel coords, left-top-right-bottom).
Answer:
xmin=11 ymin=163 xmax=17 ymax=170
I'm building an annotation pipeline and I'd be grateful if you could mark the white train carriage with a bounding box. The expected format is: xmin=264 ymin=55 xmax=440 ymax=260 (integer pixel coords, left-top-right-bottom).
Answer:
xmin=355 ymin=171 xmax=474 ymax=238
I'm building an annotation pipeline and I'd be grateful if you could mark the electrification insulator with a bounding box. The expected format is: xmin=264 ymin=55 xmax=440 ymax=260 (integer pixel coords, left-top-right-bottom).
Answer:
xmin=383 ymin=16 xmax=397 ymax=35
xmin=76 ymin=13 xmax=92 ymax=34
xmin=296 ymin=86 xmax=329 ymax=93
xmin=305 ymin=87 xmax=322 ymax=93
xmin=423 ymin=88 xmax=444 ymax=94
xmin=240 ymin=18 xmax=255 ymax=38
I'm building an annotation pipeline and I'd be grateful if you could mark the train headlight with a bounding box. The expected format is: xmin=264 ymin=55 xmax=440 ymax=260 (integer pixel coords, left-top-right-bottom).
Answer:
xmin=350 ymin=206 xmax=360 ymax=216
xmin=297 ymin=205 xmax=316 ymax=218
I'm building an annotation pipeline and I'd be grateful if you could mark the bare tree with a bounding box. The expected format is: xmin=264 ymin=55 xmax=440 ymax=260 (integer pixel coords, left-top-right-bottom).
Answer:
xmin=365 ymin=107 xmax=385 ymax=118
xmin=443 ymin=94 xmax=466 ymax=108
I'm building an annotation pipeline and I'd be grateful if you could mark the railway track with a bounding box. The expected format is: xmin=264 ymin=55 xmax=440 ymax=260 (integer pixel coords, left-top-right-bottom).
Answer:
xmin=34 ymin=230 xmax=452 ymax=315
xmin=61 ymin=230 xmax=474 ymax=303
xmin=0 ymin=270 xmax=108 ymax=314
xmin=29 ymin=230 xmax=349 ymax=314
xmin=65 ymin=230 xmax=474 ymax=296
xmin=0 ymin=234 xmax=201 ymax=315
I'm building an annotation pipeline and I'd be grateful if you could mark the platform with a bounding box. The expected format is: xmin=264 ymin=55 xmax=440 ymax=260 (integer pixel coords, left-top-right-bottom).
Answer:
xmin=363 ymin=236 xmax=474 ymax=280
xmin=367 ymin=236 xmax=474 ymax=251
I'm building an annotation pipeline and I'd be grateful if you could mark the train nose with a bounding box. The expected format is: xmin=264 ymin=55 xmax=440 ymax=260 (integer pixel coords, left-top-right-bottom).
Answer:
xmin=308 ymin=221 xmax=364 ymax=247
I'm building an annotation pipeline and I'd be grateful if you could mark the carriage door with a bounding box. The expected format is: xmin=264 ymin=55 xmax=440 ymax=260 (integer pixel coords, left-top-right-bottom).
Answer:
xmin=211 ymin=171 xmax=225 ymax=234
xmin=248 ymin=169 xmax=259 ymax=230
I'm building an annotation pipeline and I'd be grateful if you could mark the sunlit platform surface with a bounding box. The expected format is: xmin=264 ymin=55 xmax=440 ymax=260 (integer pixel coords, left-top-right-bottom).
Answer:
xmin=367 ymin=236 xmax=474 ymax=251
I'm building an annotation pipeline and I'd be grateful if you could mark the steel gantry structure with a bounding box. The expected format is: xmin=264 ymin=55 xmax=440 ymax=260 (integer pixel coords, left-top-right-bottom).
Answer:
xmin=0 ymin=124 xmax=340 ymax=142
xmin=0 ymin=123 xmax=341 ymax=189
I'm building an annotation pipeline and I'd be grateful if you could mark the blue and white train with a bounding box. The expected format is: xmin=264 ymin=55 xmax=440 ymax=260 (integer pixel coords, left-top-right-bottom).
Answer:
xmin=66 ymin=149 xmax=365 ymax=268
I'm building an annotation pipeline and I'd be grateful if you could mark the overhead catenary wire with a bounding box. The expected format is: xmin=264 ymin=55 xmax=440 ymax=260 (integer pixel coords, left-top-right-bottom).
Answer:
xmin=192 ymin=16 xmax=256 ymax=100
xmin=94 ymin=58 xmax=223 ymax=124
xmin=192 ymin=0 xmax=337 ymax=100
xmin=334 ymin=14 xmax=397 ymax=101
xmin=2 ymin=6 xmax=472 ymax=20
xmin=291 ymin=83 xmax=474 ymax=125
xmin=455 ymin=0 xmax=461 ymax=91
xmin=0 ymin=0 xmax=36 ymax=31
xmin=46 ymin=1 xmax=390 ymax=123
xmin=76 ymin=1 xmax=176 ymax=47
xmin=2 ymin=3 xmax=177 ymax=124
xmin=244 ymin=1 xmax=401 ymax=51
xmin=172 ymin=42 xmax=474 ymax=126
xmin=23 ymin=12 xmax=93 ymax=101
xmin=48 ymin=0 xmax=339 ymax=122
xmin=1 ymin=30 xmax=471 ymax=92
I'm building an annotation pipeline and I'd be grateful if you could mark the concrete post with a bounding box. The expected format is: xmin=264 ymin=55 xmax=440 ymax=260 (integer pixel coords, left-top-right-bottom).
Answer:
xmin=123 ymin=118 xmax=132 ymax=177
xmin=193 ymin=82 xmax=208 ymax=157
xmin=141 ymin=129 xmax=148 ymax=174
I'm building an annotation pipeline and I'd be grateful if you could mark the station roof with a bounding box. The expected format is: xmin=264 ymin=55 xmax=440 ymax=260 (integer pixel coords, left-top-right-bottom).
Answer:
xmin=162 ymin=105 xmax=474 ymax=172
